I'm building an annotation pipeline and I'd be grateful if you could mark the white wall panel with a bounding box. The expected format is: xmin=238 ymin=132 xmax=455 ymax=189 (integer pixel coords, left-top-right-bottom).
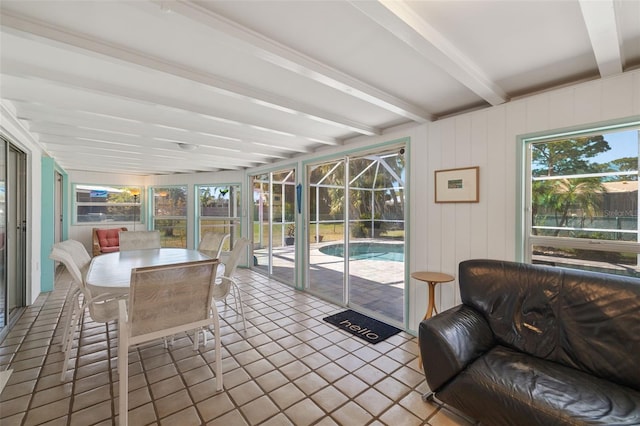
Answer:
xmin=548 ymin=88 xmax=576 ymax=130
xmin=524 ymin=95 xmax=550 ymax=134
xmin=408 ymin=125 xmax=428 ymax=331
xmin=412 ymin=71 xmax=640 ymax=333
xmin=602 ymin=74 xmax=635 ymax=121
xmin=469 ymin=111 xmax=489 ymax=261
xmin=485 ymin=105 xmax=508 ymax=260
xmin=574 ymin=80 xmax=603 ymax=124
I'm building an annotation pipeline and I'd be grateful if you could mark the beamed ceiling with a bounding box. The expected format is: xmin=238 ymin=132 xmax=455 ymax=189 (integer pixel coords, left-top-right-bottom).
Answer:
xmin=1 ymin=0 xmax=639 ymax=175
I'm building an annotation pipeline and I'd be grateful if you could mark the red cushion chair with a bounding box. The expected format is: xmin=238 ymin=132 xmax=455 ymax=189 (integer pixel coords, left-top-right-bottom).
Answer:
xmin=92 ymin=227 xmax=128 ymax=256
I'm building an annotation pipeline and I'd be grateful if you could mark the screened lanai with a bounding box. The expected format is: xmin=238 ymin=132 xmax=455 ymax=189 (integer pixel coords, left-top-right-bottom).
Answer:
xmin=252 ymin=147 xmax=407 ymax=326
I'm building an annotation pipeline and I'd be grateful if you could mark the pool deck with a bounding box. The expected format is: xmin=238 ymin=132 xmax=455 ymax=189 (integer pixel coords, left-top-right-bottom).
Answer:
xmin=253 ymin=239 xmax=405 ymax=325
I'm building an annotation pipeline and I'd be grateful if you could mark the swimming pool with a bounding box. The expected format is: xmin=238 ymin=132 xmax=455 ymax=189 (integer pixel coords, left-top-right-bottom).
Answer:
xmin=319 ymin=242 xmax=404 ymax=262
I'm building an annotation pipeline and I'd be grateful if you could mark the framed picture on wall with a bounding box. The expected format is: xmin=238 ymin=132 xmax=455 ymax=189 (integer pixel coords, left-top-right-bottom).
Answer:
xmin=434 ymin=166 xmax=479 ymax=203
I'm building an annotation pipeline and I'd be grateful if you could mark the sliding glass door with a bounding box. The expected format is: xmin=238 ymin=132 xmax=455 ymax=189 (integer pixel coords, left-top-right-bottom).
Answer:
xmin=307 ymin=147 xmax=406 ymax=325
xmin=252 ymin=169 xmax=296 ymax=285
xmin=1 ymin=139 xmax=27 ymax=335
xmin=308 ymin=160 xmax=345 ymax=303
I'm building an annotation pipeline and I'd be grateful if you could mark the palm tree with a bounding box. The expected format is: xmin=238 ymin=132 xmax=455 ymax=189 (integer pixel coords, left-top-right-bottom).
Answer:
xmin=534 ymin=178 xmax=605 ymax=236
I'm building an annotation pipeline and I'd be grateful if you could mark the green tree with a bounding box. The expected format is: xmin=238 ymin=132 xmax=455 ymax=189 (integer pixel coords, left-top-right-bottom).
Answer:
xmin=610 ymin=157 xmax=639 ymax=181
xmin=531 ymin=136 xmax=611 ymax=236
xmin=532 ymin=178 xmax=605 ymax=236
xmin=531 ymin=135 xmax=610 ymax=177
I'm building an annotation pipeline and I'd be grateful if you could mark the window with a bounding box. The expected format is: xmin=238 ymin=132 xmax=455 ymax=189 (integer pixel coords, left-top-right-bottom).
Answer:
xmin=152 ymin=186 xmax=187 ymax=248
xmin=524 ymin=122 xmax=640 ymax=277
xmin=197 ymin=184 xmax=241 ymax=252
xmin=74 ymin=184 xmax=142 ymax=224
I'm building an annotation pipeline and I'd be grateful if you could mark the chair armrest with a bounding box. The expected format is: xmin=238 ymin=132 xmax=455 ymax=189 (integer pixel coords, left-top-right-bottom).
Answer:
xmin=419 ymin=304 xmax=495 ymax=392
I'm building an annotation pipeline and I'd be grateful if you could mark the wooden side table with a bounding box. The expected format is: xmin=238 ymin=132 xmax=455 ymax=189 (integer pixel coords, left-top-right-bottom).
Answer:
xmin=412 ymin=271 xmax=455 ymax=371
xmin=411 ymin=271 xmax=455 ymax=320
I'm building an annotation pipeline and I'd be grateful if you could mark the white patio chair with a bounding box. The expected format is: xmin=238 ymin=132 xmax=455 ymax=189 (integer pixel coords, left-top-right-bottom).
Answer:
xmin=213 ymin=237 xmax=250 ymax=332
xmin=50 ymin=240 xmax=91 ymax=353
xmin=50 ymin=246 xmax=126 ymax=381
xmin=198 ymin=232 xmax=230 ymax=259
xmin=118 ymin=230 xmax=161 ymax=251
xmin=118 ymin=259 xmax=222 ymax=426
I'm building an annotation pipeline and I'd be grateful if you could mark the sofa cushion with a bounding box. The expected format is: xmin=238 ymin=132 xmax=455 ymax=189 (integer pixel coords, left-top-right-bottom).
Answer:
xmin=459 ymin=259 xmax=640 ymax=391
xmin=97 ymin=228 xmax=120 ymax=250
xmin=438 ymin=345 xmax=640 ymax=426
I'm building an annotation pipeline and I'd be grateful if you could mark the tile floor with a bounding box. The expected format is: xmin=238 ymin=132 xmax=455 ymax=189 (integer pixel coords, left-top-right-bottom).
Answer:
xmin=0 ymin=267 xmax=474 ymax=426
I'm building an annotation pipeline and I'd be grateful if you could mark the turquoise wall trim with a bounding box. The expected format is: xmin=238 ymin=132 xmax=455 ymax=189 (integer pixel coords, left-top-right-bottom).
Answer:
xmin=40 ymin=157 xmax=55 ymax=292
xmin=40 ymin=158 xmax=68 ymax=292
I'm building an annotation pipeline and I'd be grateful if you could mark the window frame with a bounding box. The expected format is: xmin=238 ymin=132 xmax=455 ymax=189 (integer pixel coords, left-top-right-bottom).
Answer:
xmin=521 ymin=120 xmax=640 ymax=274
xmin=195 ymin=183 xmax=242 ymax=250
xmin=73 ymin=184 xmax=143 ymax=225
xmin=150 ymin=185 xmax=188 ymax=248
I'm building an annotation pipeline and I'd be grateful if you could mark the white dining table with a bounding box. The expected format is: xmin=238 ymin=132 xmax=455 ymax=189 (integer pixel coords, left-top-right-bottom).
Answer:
xmin=86 ymin=248 xmax=212 ymax=295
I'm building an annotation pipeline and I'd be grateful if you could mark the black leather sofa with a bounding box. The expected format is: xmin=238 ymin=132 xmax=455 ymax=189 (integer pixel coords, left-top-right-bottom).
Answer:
xmin=419 ymin=259 xmax=640 ymax=425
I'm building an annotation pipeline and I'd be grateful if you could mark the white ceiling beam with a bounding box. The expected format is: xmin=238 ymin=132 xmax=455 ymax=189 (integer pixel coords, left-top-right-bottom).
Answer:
xmin=0 ymin=101 xmax=47 ymax=153
xmin=31 ymin=126 xmax=262 ymax=166
xmin=31 ymin=128 xmax=268 ymax=167
xmin=1 ymin=60 xmax=338 ymax=148
xmin=12 ymin=102 xmax=292 ymax=159
xmin=0 ymin=9 xmax=379 ymax=136
xmin=44 ymin=145 xmax=246 ymax=171
xmin=158 ymin=0 xmax=434 ymax=123
xmin=350 ymin=0 xmax=508 ymax=106
xmin=578 ymin=0 xmax=623 ymax=77
xmin=44 ymin=147 xmax=252 ymax=172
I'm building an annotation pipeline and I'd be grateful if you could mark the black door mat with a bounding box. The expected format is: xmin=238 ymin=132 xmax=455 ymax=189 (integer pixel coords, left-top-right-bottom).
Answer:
xmin=323 ymin=309 xmax=402 ymax=344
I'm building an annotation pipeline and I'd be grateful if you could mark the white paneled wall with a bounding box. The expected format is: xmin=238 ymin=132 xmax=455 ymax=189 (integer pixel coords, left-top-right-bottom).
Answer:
xmin=54 ymin=70 xmax=640 ymax=333
xmin=406 ymin=71 xmax=639 ymax=332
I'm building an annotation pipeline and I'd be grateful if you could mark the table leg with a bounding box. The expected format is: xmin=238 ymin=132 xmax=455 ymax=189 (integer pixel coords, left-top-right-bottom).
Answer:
xmin=424 ymin=282 xmax=436 ymax=320
xmin=419 ymin=281 xmax=438 ymax=370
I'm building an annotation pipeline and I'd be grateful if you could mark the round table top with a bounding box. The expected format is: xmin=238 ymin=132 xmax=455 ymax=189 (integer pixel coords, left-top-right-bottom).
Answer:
xmin=411 ymin=271 xmax=455 ymax=284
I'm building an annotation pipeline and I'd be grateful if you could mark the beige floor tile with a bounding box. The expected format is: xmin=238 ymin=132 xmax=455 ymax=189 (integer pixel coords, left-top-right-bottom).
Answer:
xmin=239 ymin=395 xmax=280 ymax=425
xmin=150 ymin=375 xmax=186 ymax=400
xmin=284 ymin=398 xmax=325 ymax=426
xmin=255 ymin=370 xmax=289 ymax=393
xmin=355 ymin=387 xmax=394 ymax=416
xmin=22 ymin=398 xmax=69 ymax=426
xmin=160 ymin=406 xmax=203 ymax=426
xmin=309 ymin=386 xmax=348 ymax=413
xmin=69 ymin=399 xmax=113 ymax=425
xmin=228 ymin=379 xmax=264 ymax=406
xmin=333 ymin=373 xmax=369 ymax=398
xmin=259 ymin=412 xmax=294 ymax=426
xmin=399 ymin=390 xmax=438 ymax=419
xmin=379 ymin=404 xmax=422 ymax=426
xmin=0 ymin=268 xmax=475 ymax=426
xmin=154 ymin=388 xmax=192 ymax=419
xmin=330 ymin=401 xmax=374 ymax=425
xmin=269 ymin=382 xmax=305 ymax=410
xmin=71 ymin=383 xmax=111 ymax=411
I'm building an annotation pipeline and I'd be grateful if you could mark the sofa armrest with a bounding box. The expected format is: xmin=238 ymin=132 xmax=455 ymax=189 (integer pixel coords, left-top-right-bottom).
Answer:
xmin=419 ymin=304 xmax=495 ymax=392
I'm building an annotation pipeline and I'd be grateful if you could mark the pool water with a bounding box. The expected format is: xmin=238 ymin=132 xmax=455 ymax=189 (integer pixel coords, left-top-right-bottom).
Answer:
xmin=319 ymin=242 xmax=404 ymax=262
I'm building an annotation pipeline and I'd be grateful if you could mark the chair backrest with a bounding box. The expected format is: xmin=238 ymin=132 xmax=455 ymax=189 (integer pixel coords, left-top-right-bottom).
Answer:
xmin=223 ymin=237 xmax=250 ymax=278
xmin=52 ymin=239 xmax=91 ymax=280
xmin=119 ymin=231 xmax=161 ymax=251
xmin=127 ymin=259 xmax=218 ymax=339
xmin=198 ymin=232 xmax=230 ymax=259
xmin=49 ymin=246 xmax=85 ymax=288
xmin=93 ymin=227 xmax=127 ymax=256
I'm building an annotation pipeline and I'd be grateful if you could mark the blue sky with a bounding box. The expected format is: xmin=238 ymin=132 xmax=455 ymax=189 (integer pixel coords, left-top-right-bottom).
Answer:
xmin=594 ymin=129 xmax=639 ymax=164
